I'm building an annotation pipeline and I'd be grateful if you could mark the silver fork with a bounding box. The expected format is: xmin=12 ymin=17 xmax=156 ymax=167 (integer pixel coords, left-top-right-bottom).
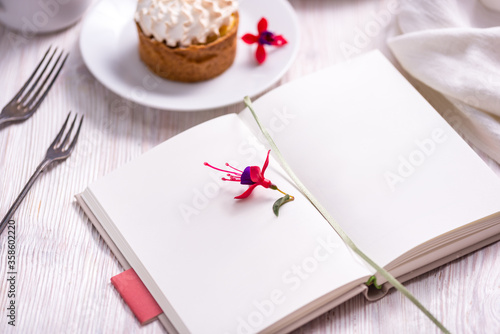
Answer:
xmin=0 ymin=113 xmax=83 ymax=237
xmin=0 ymin=46 xmax=69 ymax=127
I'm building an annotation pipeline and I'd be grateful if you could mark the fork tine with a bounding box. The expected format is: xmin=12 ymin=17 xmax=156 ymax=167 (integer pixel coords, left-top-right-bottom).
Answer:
xmin=65 ymin=116 xmax=84 ymax=154
xmin=60 ymin=114 xmax=77 ymax=148
xmin=24 ymin=50 xmax=67 ymax=108
xmin=18 ymin=47 xmax=58 ymax=105
xmin=27 ymin=52 xmax=69 ymax=112
xmin=10 ymin=46 xmax=52 ymax=102
xmin=49 ymin=113 xmax=71 ymax=149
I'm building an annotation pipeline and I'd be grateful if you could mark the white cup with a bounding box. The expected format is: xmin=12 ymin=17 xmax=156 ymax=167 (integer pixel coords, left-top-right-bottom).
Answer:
xmin=0 ymin=0 xmax=93 ymax=34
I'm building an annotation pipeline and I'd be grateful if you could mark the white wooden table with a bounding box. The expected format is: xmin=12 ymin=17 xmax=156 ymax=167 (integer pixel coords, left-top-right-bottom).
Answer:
xmin=1 ymin=0 xmax=499 ymax=333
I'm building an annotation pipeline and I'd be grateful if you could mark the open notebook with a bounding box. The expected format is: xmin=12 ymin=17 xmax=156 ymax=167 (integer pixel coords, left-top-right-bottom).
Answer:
xmin=76 ymin=51 xmax=500 ymax=333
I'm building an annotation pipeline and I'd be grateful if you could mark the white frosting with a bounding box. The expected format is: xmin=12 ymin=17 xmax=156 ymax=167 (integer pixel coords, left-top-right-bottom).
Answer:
xmin=135 ymin=0 xmax=238 ymax=47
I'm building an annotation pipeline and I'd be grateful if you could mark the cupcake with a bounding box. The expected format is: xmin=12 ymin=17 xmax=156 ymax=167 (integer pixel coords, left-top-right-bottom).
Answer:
xmin=135 ymin=0 xmax=239 ymax=82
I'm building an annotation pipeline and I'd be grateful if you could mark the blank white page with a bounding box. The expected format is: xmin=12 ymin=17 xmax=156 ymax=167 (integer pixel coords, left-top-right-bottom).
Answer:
xmin=84 ymin=114 xmax=372 ymax=334
xmin=240 ymin=51 xmax=500 ymax=267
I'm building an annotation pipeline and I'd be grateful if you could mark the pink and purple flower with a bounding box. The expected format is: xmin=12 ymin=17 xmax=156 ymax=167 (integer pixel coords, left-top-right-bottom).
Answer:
xmin=204 ymin=150 xmax=273 ymax=199
xmin=204 ymin=150 xmax=294 ymax=216
xmin=242 ymin=18 xmax=288 ymax=64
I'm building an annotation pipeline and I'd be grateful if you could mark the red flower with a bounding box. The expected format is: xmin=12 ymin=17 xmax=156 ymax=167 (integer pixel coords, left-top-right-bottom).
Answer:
xmin=242 ymin=17 xmax=288 ymax=64
xmin=204 ymin=150 xmax=273 ymax=199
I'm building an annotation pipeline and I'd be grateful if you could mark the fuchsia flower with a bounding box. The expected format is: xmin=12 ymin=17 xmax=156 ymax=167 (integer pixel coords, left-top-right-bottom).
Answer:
xmin=204 ymin=150 xmax=273 ymax=199
xmin=204 ymin=150 xmax=294 ymax=216
xmin=242 ymin=18 xmax=288 ymax=64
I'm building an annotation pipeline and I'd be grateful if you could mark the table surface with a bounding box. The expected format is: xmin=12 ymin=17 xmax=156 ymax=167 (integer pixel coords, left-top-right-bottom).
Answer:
xmin=1 ymin=0 xmax=500 ymax=333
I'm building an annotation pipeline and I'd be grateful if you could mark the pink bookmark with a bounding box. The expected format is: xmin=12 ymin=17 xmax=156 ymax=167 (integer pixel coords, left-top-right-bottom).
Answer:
xmin=111 ymin=268 xmax=163 ymax=324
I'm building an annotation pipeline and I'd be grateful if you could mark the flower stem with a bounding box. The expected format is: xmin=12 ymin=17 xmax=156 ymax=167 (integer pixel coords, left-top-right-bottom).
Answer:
xmin=274 ymin=187 xmax=294 ymax=201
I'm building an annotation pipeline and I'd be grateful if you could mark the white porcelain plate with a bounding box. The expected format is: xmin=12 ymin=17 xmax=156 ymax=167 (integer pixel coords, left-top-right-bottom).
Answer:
xmin=80 ymin=0 xmax=300 ymax=111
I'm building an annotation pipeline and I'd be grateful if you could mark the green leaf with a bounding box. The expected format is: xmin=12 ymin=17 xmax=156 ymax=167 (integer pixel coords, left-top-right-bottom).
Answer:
xmin=273 ymin=194 xmax=292 ymax=217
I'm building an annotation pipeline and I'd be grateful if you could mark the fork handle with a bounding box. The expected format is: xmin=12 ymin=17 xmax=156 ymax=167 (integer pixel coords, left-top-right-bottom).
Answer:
xmin=0 ymin=114 xmax=10 ymax=126
xmin=0 ymin=159 xmax=51 ymax=237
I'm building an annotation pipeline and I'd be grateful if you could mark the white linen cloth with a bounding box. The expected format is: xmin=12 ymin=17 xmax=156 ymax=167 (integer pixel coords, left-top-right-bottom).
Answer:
xmin=389 ymin=0 xmax=500 ymax=164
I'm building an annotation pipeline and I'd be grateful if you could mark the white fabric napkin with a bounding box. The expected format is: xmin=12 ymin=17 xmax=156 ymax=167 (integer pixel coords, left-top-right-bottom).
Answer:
xmin=389 ymin=0 xmax=500 ymax=164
